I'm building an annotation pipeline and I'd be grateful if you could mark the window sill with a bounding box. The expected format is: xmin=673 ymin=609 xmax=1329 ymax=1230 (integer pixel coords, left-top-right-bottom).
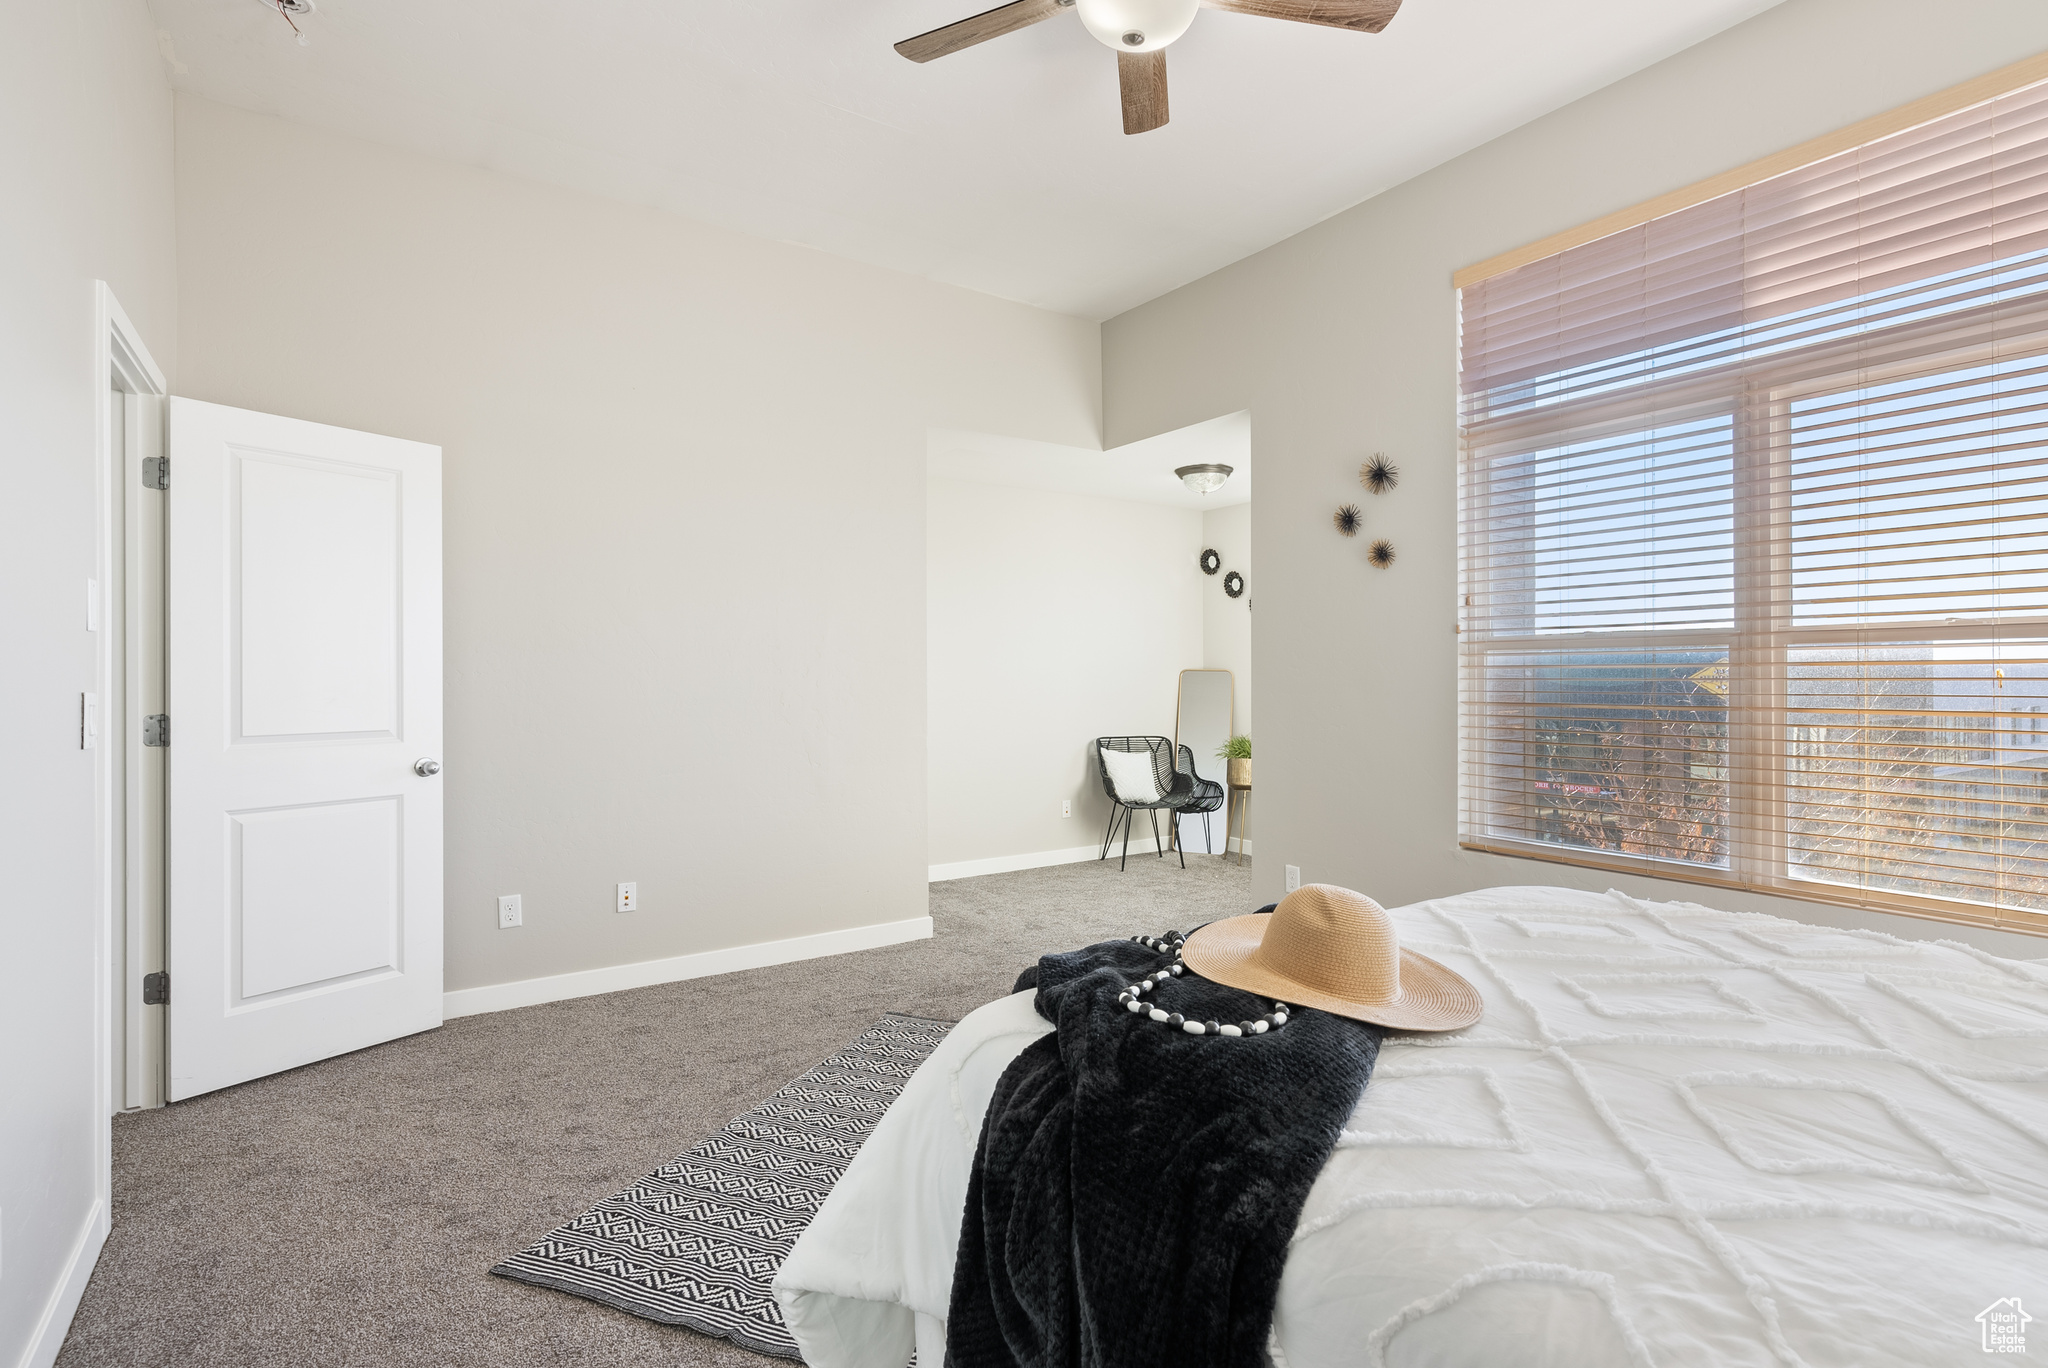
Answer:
xmin=1459 ymin=837 xmax=2048 ymax=940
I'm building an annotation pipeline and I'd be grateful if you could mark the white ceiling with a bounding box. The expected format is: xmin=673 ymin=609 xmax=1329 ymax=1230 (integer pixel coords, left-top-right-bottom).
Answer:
xmin=931 ymin=410 xmax=1250 ymax=508
xmin=148 ymin=0 xmax=1785 ymax=319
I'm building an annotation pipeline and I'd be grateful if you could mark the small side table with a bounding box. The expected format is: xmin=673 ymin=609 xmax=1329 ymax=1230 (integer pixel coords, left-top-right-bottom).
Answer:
xmin=1226 ymin=783 xmax=1251 ymax=866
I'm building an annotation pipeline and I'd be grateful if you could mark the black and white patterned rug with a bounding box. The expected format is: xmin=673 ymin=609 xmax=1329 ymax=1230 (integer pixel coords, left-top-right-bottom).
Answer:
xmin=492 ymin=1011 xmax=954 ymax=1358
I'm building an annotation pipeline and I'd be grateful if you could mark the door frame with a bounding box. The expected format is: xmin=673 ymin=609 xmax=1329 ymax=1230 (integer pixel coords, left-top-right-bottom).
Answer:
xmin=95 ymin=280 xmax=168 ymax=1220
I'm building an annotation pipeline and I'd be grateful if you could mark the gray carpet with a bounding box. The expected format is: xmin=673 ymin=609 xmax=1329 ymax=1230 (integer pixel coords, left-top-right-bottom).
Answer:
xmin=491 ymin=1012 xmax=953 ymax=1358
xmin=56 ymin=853 xmax=1254 ymax=1368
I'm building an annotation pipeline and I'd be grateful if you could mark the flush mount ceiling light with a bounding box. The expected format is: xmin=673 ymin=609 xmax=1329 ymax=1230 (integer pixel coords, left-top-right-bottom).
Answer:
xmin=1176 ymin=463 xmax=1234 ymax=495
xmin=894 ymin=0 xmax=1402 ymax=135
xmin=263 ymin=0 xmax=314 ymax=45
xmin=1073 ymin=0 xmax=1200 ymax=53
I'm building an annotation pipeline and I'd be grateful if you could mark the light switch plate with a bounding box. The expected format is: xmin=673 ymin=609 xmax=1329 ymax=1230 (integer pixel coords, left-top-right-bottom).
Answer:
xmin=498 ymin=894 xmax=522 ymax=929
xmin=616 ymin=882 xmax=637 ymax=913
xmin=81 ymin=692 xmax=98 ymax=750
xmin=1285 ymin=864 xmax=1301 ymax=892
xmin=1061 ymin=799 xmax=1072 ymax=818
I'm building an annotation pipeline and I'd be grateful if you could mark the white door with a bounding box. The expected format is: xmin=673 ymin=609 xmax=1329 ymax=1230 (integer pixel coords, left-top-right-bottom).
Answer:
xmin=166 ymin=398 xmax=442 ymax=1101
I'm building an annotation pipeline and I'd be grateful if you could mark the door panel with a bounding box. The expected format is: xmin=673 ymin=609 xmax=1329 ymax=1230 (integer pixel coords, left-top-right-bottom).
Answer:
xmin=235 ymin=453 xmax=401 ymax=740
xmin=168 ymin=398 xmax=442 ymax=1101
xmin=234 ymin=798 xmax=401 ymax=1000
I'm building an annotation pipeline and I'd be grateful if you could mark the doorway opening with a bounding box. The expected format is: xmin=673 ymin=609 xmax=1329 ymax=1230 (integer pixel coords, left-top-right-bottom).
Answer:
xmin=923 ymin=411 xmax=1250 ymax=878
xmin=96 ymin=281 xmax=170 ymax=1140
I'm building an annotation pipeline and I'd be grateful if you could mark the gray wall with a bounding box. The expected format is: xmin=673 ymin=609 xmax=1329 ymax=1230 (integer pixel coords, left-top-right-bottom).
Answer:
xmin=173 ymin=96 xmax=1102 ymax=996
xmin=0 ymin=2 xmax=177 ymax=1361
xmin=926 ymin=478 xmax=1202 ymax=870
xmin=1201 ymin=501 xmax=1252 ymax=844
xmin=1101 ymin=0 xmax=2048 ymax=957
xmin=1202 ymin=501 xmax=1252 ymax=740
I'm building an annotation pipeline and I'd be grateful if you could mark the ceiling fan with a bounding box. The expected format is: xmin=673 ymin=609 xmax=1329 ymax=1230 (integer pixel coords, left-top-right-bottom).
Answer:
xmin=894 ymin=0 xmax=1401 ymax=135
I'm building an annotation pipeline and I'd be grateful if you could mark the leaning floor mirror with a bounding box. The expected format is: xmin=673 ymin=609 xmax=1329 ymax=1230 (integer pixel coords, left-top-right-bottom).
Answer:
xmin=1173 ymin=669 xmax=1233 ymax=855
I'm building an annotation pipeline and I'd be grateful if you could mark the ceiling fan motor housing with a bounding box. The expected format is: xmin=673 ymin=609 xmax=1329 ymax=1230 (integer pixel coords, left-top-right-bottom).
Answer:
xmin=1075 ymin=0 xmax=1199 ymax=53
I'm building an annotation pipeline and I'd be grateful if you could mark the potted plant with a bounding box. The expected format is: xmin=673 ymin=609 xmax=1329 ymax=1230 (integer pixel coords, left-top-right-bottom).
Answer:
xmin=1217 ymin=735 xmax=1251 ymax=788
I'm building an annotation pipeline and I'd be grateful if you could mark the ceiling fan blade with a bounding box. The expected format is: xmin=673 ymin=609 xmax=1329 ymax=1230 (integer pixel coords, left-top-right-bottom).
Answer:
xmin=895 ymin=0 xmax=1068 ymax=63
xmin=1198 ymin=0 xmax=1401 ymax=34
xmin=1118 ymin=50 xmax=1168 ymax=135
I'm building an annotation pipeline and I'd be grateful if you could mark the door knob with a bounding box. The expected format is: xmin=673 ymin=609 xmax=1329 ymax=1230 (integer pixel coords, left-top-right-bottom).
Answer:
xmin=413 ymin=758 xmax=442 ymax=777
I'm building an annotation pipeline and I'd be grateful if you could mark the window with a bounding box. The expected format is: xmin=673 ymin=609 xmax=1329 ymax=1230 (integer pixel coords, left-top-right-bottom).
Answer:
xmin=1458 ymin=74 xmax=2048 ymax=933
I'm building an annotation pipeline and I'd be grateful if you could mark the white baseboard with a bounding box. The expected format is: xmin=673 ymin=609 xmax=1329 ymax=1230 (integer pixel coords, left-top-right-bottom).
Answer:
xmin=442 ymin=916 xmax=934 ymax=1019
xmin=929 ymin=838 xmax=1157 ymax=882
xmin=929 ymin=833 xmax=1250 ymax=882
xmin=16 ymin=1199 xmax=106 ymax=1368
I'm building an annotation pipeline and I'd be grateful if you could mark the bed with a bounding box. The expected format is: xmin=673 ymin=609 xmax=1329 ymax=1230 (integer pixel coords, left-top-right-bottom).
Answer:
xmin=773 ymin=886 xmax=2048 ymax=1367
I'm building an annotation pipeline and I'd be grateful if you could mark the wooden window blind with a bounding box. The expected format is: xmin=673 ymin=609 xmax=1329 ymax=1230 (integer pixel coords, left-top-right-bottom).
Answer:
xmin=1457 ymin=73 xmax=2048 ymax=933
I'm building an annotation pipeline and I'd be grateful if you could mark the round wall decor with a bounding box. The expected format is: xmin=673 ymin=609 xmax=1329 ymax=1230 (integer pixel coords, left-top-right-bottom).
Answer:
xmin=1200 ymin=548 xmax=1222 ymax=575
xmin=1361 ymin=454 xmax=1400 ymax=494
xmin=1223 ymin=570 xmax=1245 ymax=598
xmin=1334 ymin=503 xmax=1361 ymax=537
xmin=1368 ymin=540 xmax=1396 ymax=568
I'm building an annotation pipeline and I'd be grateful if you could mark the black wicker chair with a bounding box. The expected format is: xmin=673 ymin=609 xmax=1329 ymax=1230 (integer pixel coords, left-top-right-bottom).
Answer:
xmin=1172 ymin=744 xmax=1227 ymax=855
xmin=1095 ymin=736 xmax=1195 ymax=870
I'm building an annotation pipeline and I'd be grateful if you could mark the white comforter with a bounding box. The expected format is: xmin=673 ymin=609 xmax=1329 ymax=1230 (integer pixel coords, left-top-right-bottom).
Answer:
xmin=773 ymin=887 xmax=2048 ymax=1367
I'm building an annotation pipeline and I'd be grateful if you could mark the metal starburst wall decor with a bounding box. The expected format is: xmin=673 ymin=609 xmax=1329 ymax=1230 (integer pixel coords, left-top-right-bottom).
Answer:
xmin=1360 ymin=454 xmax=1399 ymax=495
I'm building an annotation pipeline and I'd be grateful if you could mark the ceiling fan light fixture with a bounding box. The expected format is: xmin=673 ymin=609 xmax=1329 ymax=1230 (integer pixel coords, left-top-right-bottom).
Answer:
xmin=1176 ymin=463 xmax=1234 ymax=495
xmin=1076 ymin=0 xmax=1199 ymax=53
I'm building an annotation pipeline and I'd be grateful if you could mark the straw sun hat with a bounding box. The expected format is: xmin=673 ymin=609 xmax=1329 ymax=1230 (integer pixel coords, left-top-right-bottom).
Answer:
xmin=1181 ymin=884 xmax=1483 ymax=1032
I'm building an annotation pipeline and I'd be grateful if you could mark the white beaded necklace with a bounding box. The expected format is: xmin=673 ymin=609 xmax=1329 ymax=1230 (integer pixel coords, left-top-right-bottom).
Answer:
xmin=1116 ymin=932 xmax=1291 ymax=1038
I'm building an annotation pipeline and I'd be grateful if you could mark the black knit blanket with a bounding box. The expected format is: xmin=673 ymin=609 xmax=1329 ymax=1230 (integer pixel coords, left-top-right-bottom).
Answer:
xmin=945 ymin=918 xmax=1384 ymax=1368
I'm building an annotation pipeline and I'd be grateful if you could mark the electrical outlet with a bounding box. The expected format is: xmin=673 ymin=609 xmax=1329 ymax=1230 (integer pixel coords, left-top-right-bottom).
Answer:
xmin=1285 ymin=864 xmax=1302 ymax=892
xmin=498 ymin=894 xmax=522 ymax=929
xmin=1062 ymin=799 xmax=1072 ymax=818
xmin=616 ymin=882 xmax=637 ymax=913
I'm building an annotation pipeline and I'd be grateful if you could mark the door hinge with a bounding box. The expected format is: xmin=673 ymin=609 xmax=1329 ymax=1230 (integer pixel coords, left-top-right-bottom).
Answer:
xmin=143 ymin=714 xmax=169 ymax=747
xmin=142 ymin=971 xmax=169 ymax=1005
xmin=142 ymin=456 xmax=168 ymax=490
